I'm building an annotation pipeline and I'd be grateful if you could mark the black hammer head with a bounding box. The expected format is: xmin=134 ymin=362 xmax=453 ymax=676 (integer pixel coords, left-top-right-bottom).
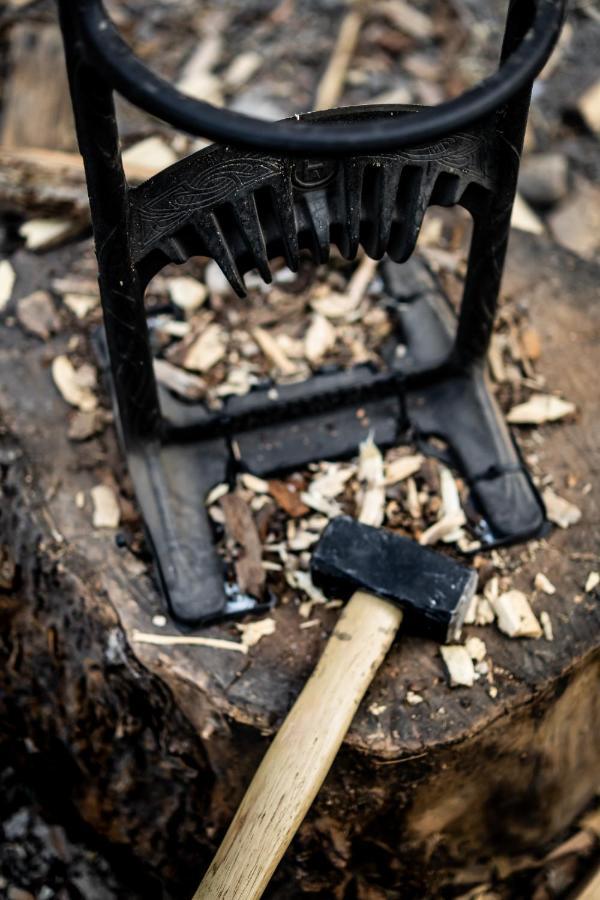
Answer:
xmin=311 ymin=517 xmax=477 ymax=644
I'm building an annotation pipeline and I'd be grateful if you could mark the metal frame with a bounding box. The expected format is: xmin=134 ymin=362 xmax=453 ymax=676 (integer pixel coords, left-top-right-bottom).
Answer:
xmin=57 ymin=0 xmax=566 ymax=625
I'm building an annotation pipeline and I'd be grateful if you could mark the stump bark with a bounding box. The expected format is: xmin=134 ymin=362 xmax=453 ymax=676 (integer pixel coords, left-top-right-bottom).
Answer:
xmin=0 ymin=232 xmax=599 ymax=899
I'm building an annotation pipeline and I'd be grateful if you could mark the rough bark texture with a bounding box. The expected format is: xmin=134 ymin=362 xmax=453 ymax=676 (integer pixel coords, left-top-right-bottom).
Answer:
xmin=0 ymin=232 xmax=599 ymax=899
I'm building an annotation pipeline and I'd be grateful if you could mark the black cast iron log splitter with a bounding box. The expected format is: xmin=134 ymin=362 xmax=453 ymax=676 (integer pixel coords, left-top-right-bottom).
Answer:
xmin=57 ymin=0 xmax=567 ymax=626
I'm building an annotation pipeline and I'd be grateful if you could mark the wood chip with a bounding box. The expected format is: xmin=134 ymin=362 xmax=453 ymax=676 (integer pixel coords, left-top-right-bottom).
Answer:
xmin=91 ymin=484 xmax=121 ymax=529
xmin=63 ymin=293 xmax=98 ymax=319
xmin=220 ymin=492 xmax=265 ymax=598
xmin=223 ymin=51 xmax=262 ymax=91
xmin=510 ymin=193 xmax=544 ymax=235
xmin=419 ymin=512 xmax=466 ymax=547
xmin=492 ymin=590 xmax=542 ymax=639
xmin=535 ymin=572 xmax=556 ymax=595
xmin=440 ymin=645 xmax=475 ymax=688
xmin=577 ymin=79 xmax=600 ymax=136
xmin=312 ymin=291 xmax=361 ymax=320
xmin=154 ymin=358 xmax=206 ymax=401
xmin=122 ymin=136 xmax=177 ymax=178
xmin=543 ymin=487 xmax=582 ymax=529
xmin=507 ymin=393 xmax=576 ymax=425
xmin=132 ymin=630 xmax=247 ymax=654
xmin=67 ymin=409 xmax=106 ymax=442
xmin=439 ymin=465 xmax=467 ymax=543
xmin=240 ymin=473 xmax=270 ymax=494
xmin=357 ymin=433 xmax=385 ymax=527
xmin=300 ymin=490 xmax=341 ymax=518
xmin=585 ymin=571 xmax=600 ymax=593
xmin=252 ymin=326 xmax=298 ymax=375
xmin=385 ymin=454 xmax=423 ymax=486
xmin=305 ymin=313 xmax=336 ymax=365
xmin=376 ymin=0 xmax=434 ymax=40
xmin=236 ymin=617 xmax=276 ymax=649
xmin=168 ymin=276 xmax=207 ymax=313
xmin=520 ymin=327 xmax=542 ymax=362
xmin=182 ymin=323 xmax=226 ymax=372
xmin=285 ymin=569 xmax=328 ymax=617
xmin=205 ymin=483 xmax=229 ymax=506
xmin=465 ymin=636 xmax=487 ymax=663
xmin=548 ymin=181 xmax=600 ymax=262
xmin=0 ymin=260 xmax=16 ymax=312
xmin=405 ymin=691 xmax=424 ymax=706
xmin=309 ymin=464 xmax=354 ymax=500
xmin=19 ymin=217 xmax=81 ymax=251
xmin=540 ymin=610 xmax=554 ymax=641
xmin=51 ymin=355 xmax=97 ymax=411
xmin=268 ymin=479 xmax=310 ymax=517
xmin=16 ymin=290 xmax=60 ymax=339
xmin=314 ymin=3 xmax=365 ymax=110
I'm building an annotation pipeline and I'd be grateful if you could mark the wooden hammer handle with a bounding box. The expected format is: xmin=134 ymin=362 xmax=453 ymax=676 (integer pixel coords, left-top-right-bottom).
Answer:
xmin=193 ymin=591 xmax=402 ymax=900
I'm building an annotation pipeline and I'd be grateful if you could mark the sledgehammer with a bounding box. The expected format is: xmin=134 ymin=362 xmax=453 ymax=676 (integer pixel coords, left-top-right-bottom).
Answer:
xmin=194 ymin=516 xmax=476 ymax=900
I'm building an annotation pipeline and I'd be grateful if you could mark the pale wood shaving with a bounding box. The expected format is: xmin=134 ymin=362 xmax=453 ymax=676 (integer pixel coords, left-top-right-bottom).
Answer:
xmin=440 ymin=645 xmax=475 ymax=688
xmin=0 ymin=259 xmax=16 ymax=312
xmin=91 ymin=484 xmax=121 ymax=529
xmin=492 ymin=590 xmax=542 ymax=639
xmin=132 ymin=630 xmax=247 ymax=653
xmin=543 ymin=487 xmax=582 ymax=529
xmin=507 ymin=393 xmax=576 ymax=425
xmin=51 ymin=355 xmax=98 ymax=412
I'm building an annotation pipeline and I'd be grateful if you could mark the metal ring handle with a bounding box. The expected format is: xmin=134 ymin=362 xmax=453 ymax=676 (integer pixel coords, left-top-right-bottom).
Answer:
xmin=78 ymin=0 xmax=565 ymax=155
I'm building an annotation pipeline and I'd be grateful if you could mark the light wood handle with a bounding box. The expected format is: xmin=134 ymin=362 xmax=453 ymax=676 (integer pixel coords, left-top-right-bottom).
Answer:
xmin=193 ymin=591 xmax=402 ymax=900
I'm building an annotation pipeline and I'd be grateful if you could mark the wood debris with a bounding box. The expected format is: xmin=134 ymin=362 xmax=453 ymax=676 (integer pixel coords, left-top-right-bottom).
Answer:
xmin=16 ymin=290 xmax=60 ymax=340
xmin=314 ymin=1 xmax=365 ymax=110
xmin=309 ymin=464 xmax=354 ymax=500
xmin=182 ymin=323 xmax=227 ymax=372
xmin=465 ymin=636 xmax=487 ymax=663
xmin=51 ymin=355 xmax=98 ymax=412
xmin=375 ymin=0 xmax=434 ymax=40
xmin=154 ymin=358 xmax=206 ymax=401
xmin=585 ymin=571 xmax=599 ymax=593
xmin=67 ymin=409 xmax=107 ymax=442
xmin=304 ymin=313 xmax=336 ymax=365
xmin=235 ymin=617 xmax=276 ymax=649
xmin=405 ymin=691 xmax=424 ymax=706
xmin=385 ymin=454 xmax=423 ymax=485
xmin=252 ymin=326 xmax=298 ymax=376
xmin=510 ymin=193 xmax=544 ymax=235
xmin=220 ymin=492 xmax=265 ymax=598
xmin=90 ymin=484 xmax=121 ymax=529
xmin=535 ymin=572 xmax=556 ymax=595
xmin=540 ymin=610 xmax=554 ymax=641
xmin=63 ymin=293 xmax=98 ymax=319
xmin=357 ymin=434 xmax=385 ymax=527
xmin=0 ymin=260 xmax=16 ymax=312
xmin=268 ymin=479 xmax=310 ymax=517
xmin=223 ymin=51 xmax=263 ymax=92
xmin=492 ymin=590 xmax=542 ymax=639
xmin=285 ymin=569 xmax=328 ymax=618
xmin=548 ymin=181 xmax=600 ymax=262
xmin=132 ymin=630 xmax=247 ymax=654
xmin=507 ymin=393 xmax=576 ymax=425
xmin=168 ymin=276 xmax=207 ymax=313
xmin=19 ymin=217 xmax=82 ymax=251
xmin=122 ymin=137 xmax=177 ymax=178
xmin=240 ymin=473 xmax=270 ymax=494
xmin=440 ymin=645 xmax=475 ymax=688
xmin=543 ymin=488 xmax=582 ymax=529
xmin=576 ymin=79 xmax=600 ymax=136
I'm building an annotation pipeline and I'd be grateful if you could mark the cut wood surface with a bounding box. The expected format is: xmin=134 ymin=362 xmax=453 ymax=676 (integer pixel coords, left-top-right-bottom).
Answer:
xmin=0 ymin=233 xmax=599 ymax=898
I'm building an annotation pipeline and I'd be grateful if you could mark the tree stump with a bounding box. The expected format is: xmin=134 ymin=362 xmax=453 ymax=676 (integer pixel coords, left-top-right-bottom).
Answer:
xmin=0 ymin=232 xmax=599 ymax=899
